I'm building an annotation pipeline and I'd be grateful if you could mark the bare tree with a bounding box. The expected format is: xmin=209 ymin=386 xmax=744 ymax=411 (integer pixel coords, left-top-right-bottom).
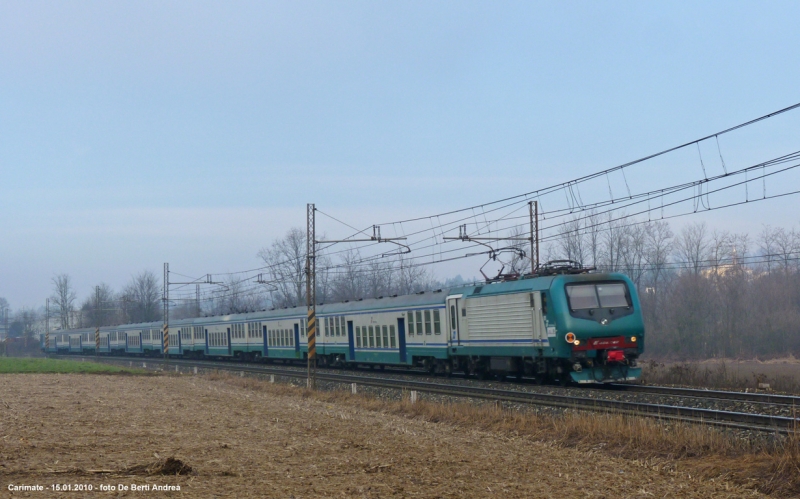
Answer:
xmin=331 ymin=249 xmax=366 ymax=302
xmin=51 ymin=274 xmax=77 ymax=329
xmin=758 ymin=225 xmax=778 ymax=274
xmin=11 ymin=308 xmax=40 ymax=347
xmin=257 ymin=228 xmax=307 ymax=307
xmin=79 ymin=283 xmax=116 ymax=327
xmin=772 ymin=226 xmax=799 ymax=273
xmin=620 ymin=223 xmax=647 ymax=287
xmin=600 ymin=212 xmax=627 ymax=272
xmin=709 ymin=230 xmax=732 ymax=274
xmin=644 ymin=220 xmax=674 ymax=292
xmin=557 ymin=216 xmax=587 ymax=265
xmin=676 ymin=222 xmax=710 ymax=275
xmin=585 ymin=209 xmax=603 ymax=268
xmin=121 ymin=270 xmax=161 ymax=323
xmin=394 ymin=255 xmax=431 ymax=295
xmin=209 ymin=275 xmax=267 ymax=315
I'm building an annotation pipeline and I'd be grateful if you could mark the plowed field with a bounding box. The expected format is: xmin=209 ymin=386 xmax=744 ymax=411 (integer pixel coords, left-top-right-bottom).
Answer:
xmin=0 ymin=374 xmax=765 ymax=498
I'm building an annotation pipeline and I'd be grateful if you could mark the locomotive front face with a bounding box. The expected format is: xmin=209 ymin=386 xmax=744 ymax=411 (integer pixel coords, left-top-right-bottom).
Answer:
xmin=552 ymin=274 xmax=645 ymax=383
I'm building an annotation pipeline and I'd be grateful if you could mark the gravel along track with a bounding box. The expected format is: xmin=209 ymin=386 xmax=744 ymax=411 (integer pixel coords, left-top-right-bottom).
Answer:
xmin=73 ymin=356 xmax=800 ymax=433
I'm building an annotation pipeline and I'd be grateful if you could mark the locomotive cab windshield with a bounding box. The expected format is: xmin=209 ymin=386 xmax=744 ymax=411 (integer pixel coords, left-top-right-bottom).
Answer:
xmin=565 ymin=281 xmax=633 ymax=322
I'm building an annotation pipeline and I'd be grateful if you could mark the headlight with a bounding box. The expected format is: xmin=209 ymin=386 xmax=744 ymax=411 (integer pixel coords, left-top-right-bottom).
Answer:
xmin=631 ymin=336 xmax=637 ymax=342
xmin=565 ymin=332 xmax=576 ymax=344
xmin=573 ymin=340 xmax=581 ymax=346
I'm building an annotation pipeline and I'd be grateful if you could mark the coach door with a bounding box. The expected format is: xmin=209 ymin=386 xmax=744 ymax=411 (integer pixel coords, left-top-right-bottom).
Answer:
xmin=446 ymin=295 xmax=463 ymax=346
xmin=397 ymin=318 xmax=407 ymax=363
xmin=226 ymin=327 xmax=232 ymax=355
xmin=347 ymin=321 xmax=355 ymax=361
xmin=262 ymin=325 xmax=269 ymax=356
xmin=205 ymin=329 xmax=209 ymax=355
xmin=294 ymin=324 xmax=300 ymax=357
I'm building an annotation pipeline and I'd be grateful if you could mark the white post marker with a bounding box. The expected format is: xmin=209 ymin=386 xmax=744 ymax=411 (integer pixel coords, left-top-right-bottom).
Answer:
xmin=143 ymin=362 xmax=146 ymax=368
xmin=270 ymin=375 xmax=275 ymax=383
xmin=175 ymin=365 xmax=179 ymax=373
xmin=410 ymin=390 xmax=418 ymax=404
xmin=351 ymin=383 xmax=357 ymax=394
xmin=193 ymin=366 xmax=198 ymax=375
xmin=240 ymin=371 xmax=244 ymax=377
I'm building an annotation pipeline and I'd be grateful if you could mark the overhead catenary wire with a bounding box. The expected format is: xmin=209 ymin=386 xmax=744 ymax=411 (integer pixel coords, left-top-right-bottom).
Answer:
xmin=167 ymin=103 xmax=800 ymax=304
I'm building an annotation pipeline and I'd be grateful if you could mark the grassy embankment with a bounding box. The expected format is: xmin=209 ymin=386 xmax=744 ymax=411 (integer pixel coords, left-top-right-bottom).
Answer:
xmin=0 ymin=357 xmax=148 ymax=374
xmin=206 ymin=371 xmax=800 ymax=497
xmin=641 ymin=357 xmax=800 ymax=393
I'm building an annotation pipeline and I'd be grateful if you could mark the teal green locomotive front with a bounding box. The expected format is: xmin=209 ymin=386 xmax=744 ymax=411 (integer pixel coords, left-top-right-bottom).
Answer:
xmin=548 ymin=273 xmax=643 ymax=383
xmin=446 ymin=272 xmax=643 ymax=383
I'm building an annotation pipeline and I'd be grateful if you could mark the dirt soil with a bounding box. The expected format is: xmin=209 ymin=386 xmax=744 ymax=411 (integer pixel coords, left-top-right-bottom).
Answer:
xmin=0 ymin=374 xmax=766 ymax=498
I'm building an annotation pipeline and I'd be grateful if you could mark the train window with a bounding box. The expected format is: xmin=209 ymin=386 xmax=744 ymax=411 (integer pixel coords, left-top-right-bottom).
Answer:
xmin=407 ymin=312 xmax=415 ymax=335
xmin=566 ymin=282 xmax=631 ymax=311
xmin=450 ymin=305 xmax=456 ymax=330
xmin=433 ymin=310 xmax=441 ymax=334
xmin=597 ymin=283 xmax=629 ymax=308
xmin=424 ymin=311 xmax=432 ymax=335
xmin=375 ymin=326 xmax=382 ymax=348
xmin=389 ymin=325 xmax=396 ymax=348
xmin=565 ymin=284 xmax=599 ymax=309
xmin=415 ymin=311 xmax=423 ymax=337
xmin=355 ymin=326 xmax=361 ymax=348
xmin=335 ymin=317 xmax=340 ymax=337
xmin=368 ymin=326 xmax=375 ymax=348
xmin=382 ymin=326 xmax=388 ymax=348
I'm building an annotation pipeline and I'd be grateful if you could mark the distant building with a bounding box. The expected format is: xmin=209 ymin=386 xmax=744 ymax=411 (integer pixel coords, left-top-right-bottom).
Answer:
xmin=0 ymin=309 xmax=8 ymax=341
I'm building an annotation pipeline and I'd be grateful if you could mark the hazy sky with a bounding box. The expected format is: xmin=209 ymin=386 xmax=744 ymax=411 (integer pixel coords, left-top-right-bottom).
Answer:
xmin=2 ymin=1 xmax=800 ymax=308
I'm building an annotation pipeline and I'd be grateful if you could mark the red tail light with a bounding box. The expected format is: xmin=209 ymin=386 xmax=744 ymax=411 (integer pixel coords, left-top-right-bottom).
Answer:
xmin=607 ymin=350 xmax=625 ymax=362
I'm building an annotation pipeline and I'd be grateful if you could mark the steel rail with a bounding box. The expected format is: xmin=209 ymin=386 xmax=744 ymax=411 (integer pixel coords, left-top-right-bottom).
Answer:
xmin=609 ymin=384 xmax=800 ymax=407
xmin=65 ymin=355 xmax=799 ymax=434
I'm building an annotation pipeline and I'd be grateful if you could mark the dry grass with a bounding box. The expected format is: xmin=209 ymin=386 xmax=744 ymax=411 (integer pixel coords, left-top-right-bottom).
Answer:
xmin=207 ymin=371 xmax=800 ymax=497
xmin=641 ymin=357 xmax=800 ymax=393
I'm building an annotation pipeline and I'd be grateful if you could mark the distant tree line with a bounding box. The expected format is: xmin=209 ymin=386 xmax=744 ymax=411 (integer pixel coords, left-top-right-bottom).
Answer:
xmin=546 ymin=213 xmax=800 ymax=359
xmin=9 ymin=217 xmax=798 ymax=360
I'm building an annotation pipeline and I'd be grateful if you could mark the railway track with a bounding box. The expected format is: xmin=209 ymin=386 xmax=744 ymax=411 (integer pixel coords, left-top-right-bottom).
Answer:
xmin=62 ymin=355 xmax=799 ymax=434
xmin=609 ymin=383 xmax=800 ymax=407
